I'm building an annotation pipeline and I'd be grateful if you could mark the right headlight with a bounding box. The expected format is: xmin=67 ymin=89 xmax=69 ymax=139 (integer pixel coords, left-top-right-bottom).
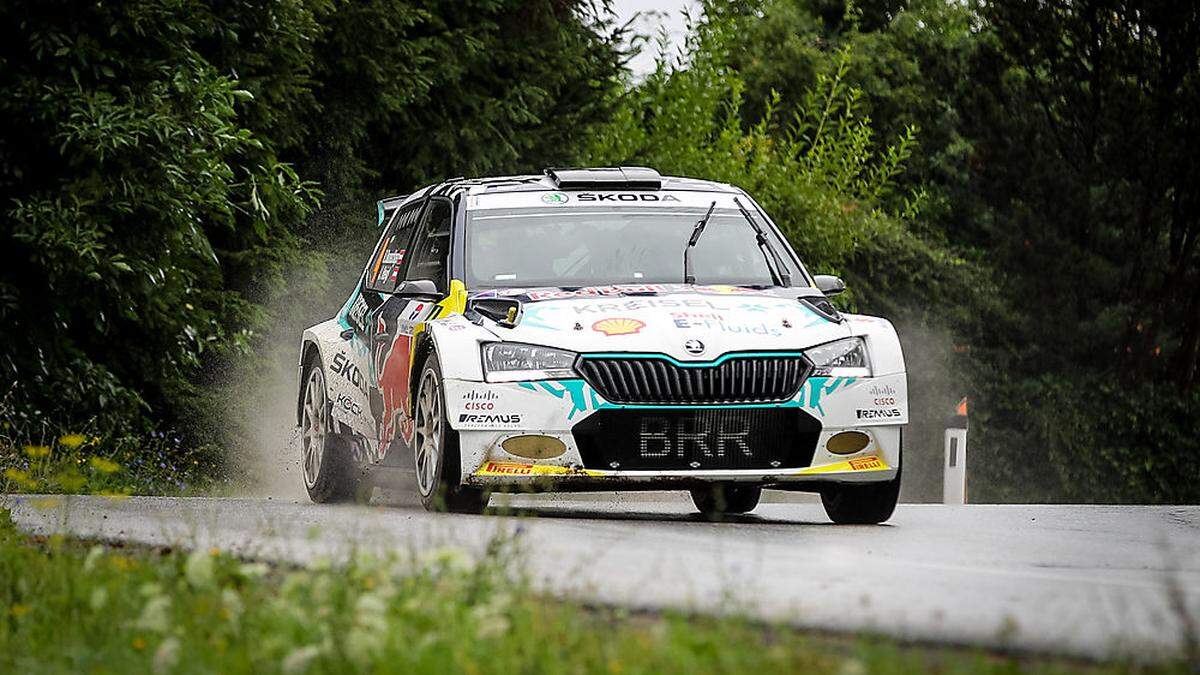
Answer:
xmin=806 ymin=337 xmax=871 ymax=377
xmin=481 ymin=342 xmax=577 ymax=382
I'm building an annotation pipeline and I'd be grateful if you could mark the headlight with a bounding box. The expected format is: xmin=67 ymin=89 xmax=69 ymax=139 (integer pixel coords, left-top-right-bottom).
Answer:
xmin=481 ymin=342 xmax=577 ymax=382
xmin=806 ymin=337 xmax=871 ymax=376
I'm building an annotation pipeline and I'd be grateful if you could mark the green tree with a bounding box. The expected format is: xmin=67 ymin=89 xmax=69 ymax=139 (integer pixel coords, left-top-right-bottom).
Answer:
xmin=711 ymin=0 xmax=1200 ymax=502
xmin=582 ymin=8 xmax=924 ymax=273
xmin=0 ymin=0 xmax=317 ymax=435
xmin=285 ymin=0 xmax=629 ymax=247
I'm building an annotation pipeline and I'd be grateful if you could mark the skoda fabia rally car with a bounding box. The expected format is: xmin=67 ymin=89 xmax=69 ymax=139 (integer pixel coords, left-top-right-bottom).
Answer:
xmin=297 ymin=167 xmax=907 ymax=523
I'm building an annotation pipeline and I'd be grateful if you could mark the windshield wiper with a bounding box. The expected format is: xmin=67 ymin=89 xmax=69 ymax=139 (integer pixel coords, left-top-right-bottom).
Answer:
xmin=683 ymin=201 xmax=717 ymax=285
xmin=733 ymin=196 xmax=791 ymax=287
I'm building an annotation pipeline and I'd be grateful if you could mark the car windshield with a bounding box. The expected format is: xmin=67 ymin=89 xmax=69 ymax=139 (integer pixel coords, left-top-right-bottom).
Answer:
xmin=465 ymin=206 xmax=804 ymax=289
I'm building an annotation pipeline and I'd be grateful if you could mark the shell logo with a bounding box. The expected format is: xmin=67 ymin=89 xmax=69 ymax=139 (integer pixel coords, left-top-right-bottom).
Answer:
xmin=592 ymin=317 xmax=645 ymax=336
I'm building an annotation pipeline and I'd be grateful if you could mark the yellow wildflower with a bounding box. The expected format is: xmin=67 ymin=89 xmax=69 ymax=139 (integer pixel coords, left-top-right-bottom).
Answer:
xmin=132 ymin=636 xmax=146 ymax=651
xmin=56 ymin=472 xmax=86 ymax=492
xmin=10 ymin=604 xmax=30 ymax=618
xmin=59 ymin=434 xmax=87 ymax=449
xmin=24 ymin=445 xmax=51 ymax=458
xmin=89 ymin=457 xmax=120 ymax=473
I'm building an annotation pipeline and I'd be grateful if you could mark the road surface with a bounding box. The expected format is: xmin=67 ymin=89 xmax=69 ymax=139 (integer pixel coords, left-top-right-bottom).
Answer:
xmin=5 ymin=493 xmax=1198 ymax=662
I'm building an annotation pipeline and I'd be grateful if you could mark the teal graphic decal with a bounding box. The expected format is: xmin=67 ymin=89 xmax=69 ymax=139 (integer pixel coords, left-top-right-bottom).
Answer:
xmin=795 ymin=302 xmax=830 ymax=329
xmin=799 ymin=376 xmax=857 ymax=416
xmin=518 ymin=379 xmax=610 ymax=420
xmin=520 ymin=304 xmax=561 ymax=331
xmin=736 ymin=302 xmax=768 ymax=313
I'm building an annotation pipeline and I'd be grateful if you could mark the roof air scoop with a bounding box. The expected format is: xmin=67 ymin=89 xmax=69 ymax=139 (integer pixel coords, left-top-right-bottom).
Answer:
xmin=544 ymin=167 xmax=661 ymax=190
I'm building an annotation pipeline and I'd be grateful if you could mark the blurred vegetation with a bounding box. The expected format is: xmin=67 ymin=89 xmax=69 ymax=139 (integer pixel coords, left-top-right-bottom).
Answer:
xmin=706 ymin=0 xmax=1200 ymax=503
xmin=1 ymin=509 xmax=1189 ymax=672
xmin=0 ymin=0 xmax=1197 ymax=502
xmin=0 ymin=0 xmax=626 ymax=491
xmin=0 ymin=391 xmax=218 ymax=496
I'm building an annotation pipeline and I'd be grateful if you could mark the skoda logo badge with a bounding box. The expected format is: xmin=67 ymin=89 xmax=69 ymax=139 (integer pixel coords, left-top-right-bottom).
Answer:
xmin=541 ymin=192 xmax=569 ymax=204
xmin=684 ymin=339 xmax=705 ymax=355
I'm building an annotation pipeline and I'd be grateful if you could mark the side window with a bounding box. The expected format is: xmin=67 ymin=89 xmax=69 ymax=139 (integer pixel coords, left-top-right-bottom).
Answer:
xmin=365 ymin=202 xmax=423 ymax=293
xmin=406 ymin=199 xmax=453 ymax=292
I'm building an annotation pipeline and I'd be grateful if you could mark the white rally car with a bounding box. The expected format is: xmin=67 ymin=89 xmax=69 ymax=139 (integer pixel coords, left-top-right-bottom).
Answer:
xmin=297 ymin=167 xmax=907 ymax=523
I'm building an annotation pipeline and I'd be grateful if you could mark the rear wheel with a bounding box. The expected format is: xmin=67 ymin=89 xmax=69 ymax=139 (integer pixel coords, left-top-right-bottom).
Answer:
xmin=300 ymin=357 xmax=358 ymax=503
xmin=413 ymin=353 xmax=488 ymax=513
xmin=690 ymin=484 xmax=761 ymax=519
xmin=820 ymin=470 xmax=901 ymax=525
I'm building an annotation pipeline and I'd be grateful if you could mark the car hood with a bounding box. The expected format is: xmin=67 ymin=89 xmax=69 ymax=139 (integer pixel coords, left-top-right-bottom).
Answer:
xmin=469 ymin=284 xmax=852 ymax=361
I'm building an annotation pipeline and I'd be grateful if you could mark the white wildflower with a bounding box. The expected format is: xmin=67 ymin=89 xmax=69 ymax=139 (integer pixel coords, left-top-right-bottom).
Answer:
xmin=281 ymin=645 xmax=321 ymax=675
xmin=153 ymin=636 xmax=180 ymax=674
xmin=184 ymin=549 xmax=214 ymax=589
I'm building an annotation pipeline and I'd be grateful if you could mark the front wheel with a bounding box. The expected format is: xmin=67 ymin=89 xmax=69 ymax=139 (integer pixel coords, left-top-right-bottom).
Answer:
xmin=413 ymin=353 xmax=489 ymax=513
xmin=300 ymin=356 xmax=358 ymax=503
xmin=690 ymin=484 xmax=761 ymax=519
xmin=820 ymin=471 xmax=901 ymax=524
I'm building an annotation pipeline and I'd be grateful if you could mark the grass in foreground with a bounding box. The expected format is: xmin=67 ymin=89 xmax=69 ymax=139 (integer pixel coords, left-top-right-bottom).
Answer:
xmin=1 ymin=429 xmax=220 ymax=498
xmin=0 ymin=509 xmax=1186 ymax=674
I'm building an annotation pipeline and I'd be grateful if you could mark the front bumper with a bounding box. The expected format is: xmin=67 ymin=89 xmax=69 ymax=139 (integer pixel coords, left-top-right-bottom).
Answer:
xmin=443 ymin=371 xmax=907 ymax=491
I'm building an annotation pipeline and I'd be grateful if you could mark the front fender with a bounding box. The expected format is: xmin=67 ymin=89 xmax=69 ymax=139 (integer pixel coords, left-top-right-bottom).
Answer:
xmin=420 ymin=314 xmax=498 ymax=381
xmin=844 ymin=313 xmax=905 ymax=377
xmin=299 ymin=318 xmax=376 ymax=441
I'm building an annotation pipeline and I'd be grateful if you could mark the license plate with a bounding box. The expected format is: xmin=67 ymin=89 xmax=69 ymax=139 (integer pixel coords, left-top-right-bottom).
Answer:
xmin=637 ymin=415 xmax=753 ymax=462
xmin=572 ymin=408 xmax=818 ymax=471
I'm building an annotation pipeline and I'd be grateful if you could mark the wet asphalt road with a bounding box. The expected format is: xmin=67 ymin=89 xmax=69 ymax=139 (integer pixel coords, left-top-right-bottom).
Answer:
xmin=5 ymin=493 xmax=1199 ymax=662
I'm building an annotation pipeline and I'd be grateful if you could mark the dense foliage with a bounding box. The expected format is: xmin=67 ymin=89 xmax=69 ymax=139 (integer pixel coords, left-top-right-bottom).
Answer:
xmin=0 ymin=0 xmax=316 ymax=438
xmin=1 ymin=0 xmax=1196 ymax=502
xmin=0 ymin=0 xmax=624 ymax=451
xmin=705 ymin=0 xmax=1200 ymax=502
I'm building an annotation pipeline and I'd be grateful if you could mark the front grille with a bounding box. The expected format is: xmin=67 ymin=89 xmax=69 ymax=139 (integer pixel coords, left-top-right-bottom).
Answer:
xmin=576 ymin=353 xmax=811 ymax=405
xmin=573 ymin=408 xmax=821 ymax=471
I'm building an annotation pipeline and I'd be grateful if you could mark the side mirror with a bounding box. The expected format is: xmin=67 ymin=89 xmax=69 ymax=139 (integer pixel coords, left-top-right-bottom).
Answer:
xmin=394 ymin=278 xmax=440 ymax=298
xmin=467 ymin=297 xmax=522 ymax=327
xmin=814 ymin=274 xmax=846 ymax=296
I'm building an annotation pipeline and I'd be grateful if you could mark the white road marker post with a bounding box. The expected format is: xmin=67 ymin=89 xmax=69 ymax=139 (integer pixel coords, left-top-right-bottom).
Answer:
xmin=943 ymin=397 xmax=969 ymax=505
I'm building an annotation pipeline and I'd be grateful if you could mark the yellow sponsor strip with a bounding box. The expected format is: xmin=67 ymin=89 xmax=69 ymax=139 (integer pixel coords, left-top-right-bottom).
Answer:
xmin=475 ymin=461 xmax=593 ymax=477
xmin=793 ymin=455 xmax=889 ymax=476
xmin=478 ymin=457 xmax=890 ymax=479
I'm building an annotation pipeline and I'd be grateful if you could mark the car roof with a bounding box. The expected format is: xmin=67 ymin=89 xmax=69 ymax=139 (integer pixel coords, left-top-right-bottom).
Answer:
xmin=378 ymin=168 xmax=743 ymax=222
xmin=457 ymin=169 xmax=740 ymax=196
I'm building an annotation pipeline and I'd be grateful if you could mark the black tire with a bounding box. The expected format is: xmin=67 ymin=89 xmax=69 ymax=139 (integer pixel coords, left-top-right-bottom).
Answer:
xmin=690 ymin=484 xmax=762 ymax=519
xmin=413 ymin=352 xmax=488 ymax=514
xmin=300 ymin=354 xmax=360 ymax=503
xmin=820 ymin=468 xmax=901 ymax=525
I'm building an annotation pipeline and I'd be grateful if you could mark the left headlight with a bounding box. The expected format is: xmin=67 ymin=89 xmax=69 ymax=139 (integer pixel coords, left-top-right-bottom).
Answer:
xmin=481 ymin=342 xmax=577 ymax=382
xmin=806 ymin=337 xmax=871 ymax=377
